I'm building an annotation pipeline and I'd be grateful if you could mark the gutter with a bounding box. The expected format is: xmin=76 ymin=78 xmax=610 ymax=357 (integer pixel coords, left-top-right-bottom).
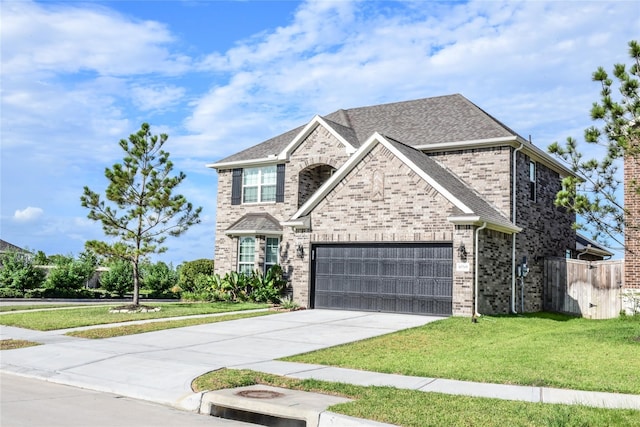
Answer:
xmin=474 ymin=222 xmax=488 ymax=320
xmin=511 ymin=142 xmax=524 ymax=314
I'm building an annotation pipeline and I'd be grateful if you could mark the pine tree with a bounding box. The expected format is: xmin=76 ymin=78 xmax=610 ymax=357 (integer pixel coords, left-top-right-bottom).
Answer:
xmin=81 ymin=123 xmax=202 ymax=305
xmin=548 ymin=40 xmax=639 ymax=249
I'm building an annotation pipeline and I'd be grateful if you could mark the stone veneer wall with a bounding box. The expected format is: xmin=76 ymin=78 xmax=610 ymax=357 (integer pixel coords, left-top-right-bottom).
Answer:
xmin=624 ymin=153 xmax=639 ymax=289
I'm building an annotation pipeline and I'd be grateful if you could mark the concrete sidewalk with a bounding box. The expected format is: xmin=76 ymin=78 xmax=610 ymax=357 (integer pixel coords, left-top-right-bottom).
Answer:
xmin=2 ymin=308 xmax=639 ymax=424
xmin=0 ymin=309 xmax=437 ymax=410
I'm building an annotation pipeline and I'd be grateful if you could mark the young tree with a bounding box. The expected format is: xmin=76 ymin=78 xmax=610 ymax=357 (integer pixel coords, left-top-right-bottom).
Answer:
xmin=548 ymin=40 xmax=639 ymax=248
xmin=81 ymin=123 xmax=202 ymax=305
xmin=0 ymin=251 xmax=45 ymax=292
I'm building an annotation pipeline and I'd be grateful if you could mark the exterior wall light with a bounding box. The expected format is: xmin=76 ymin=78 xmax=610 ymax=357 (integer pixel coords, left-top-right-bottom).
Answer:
xmin=457 ymin=243 xmax=467 ymax=260
xmin=296 ymin=244 xmax=305 ymax=259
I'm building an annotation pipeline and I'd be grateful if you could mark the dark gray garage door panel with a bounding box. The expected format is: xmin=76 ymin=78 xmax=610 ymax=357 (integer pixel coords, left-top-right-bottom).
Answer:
xmin=312 ymin=243 xmax=452 ymax=316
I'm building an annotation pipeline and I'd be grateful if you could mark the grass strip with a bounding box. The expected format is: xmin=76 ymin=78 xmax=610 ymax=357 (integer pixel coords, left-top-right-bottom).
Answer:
xmin=66 ymin=311 xmax=274 ymax=338
xmin=192 ymin=369 xmax=640 ymax=427
xmin=0 ymin=304 xmax=94 ymax=313
xmin=0 ymin=339 xmax=41 ymax=350
xmin=284 ymin=313 xmax=640 ymax=394
xmin=0 ymin=302 xmax=270 ymax=330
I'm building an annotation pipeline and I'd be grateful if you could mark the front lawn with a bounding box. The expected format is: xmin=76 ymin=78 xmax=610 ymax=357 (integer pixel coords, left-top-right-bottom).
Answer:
xmin=0 ymin=302 xmax=270 ymax=330
xmin=193 ymin=369 xmax=640 ymax=427
xmin=66 ymin=310 xmax=273 ymax=338
xmin=285 ymin=313 xmax=640 ymax=394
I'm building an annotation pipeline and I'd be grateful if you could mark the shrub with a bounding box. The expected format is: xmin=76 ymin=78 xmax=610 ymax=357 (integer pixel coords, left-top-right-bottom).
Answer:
xmin=44 ymin=255 xmax=95 ymax=290
xmin=180 ymin=266 xmax=288 ymax=303
xmin=141 ymin=261 xmax=178 ymax=296
xmin=249 ymin=265 xmax=288 ymax=303
xmin=0 ymin=251 xmax=45 ymax=291
xmin=0 ymin=287 xmax=24 ymax=298
xmin=25 ymin=288 xmax=99 ymax=299
xmin=177 ymin=259 xmax=215 ymax=292
xmin=100 ymin=260 xmax=133 ymax=297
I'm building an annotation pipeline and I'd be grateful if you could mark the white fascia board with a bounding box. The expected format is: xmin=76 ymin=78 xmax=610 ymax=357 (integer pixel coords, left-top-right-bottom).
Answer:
xmin=379 ymin=135 xmax=474 ymax=214
xmin=520 ymin=140 xmax=577 ymax=177
xmin=277 ymin=115 xmax=356 ymax=161
xmin=414 ymin=136 xmax=518 ymax=151
xmin=416 ymin=135 xmax=576 ymax=178
xmin=290 ymin=134 xmax=380 ymax=220
xmin=447 ymin=215 xmax=522 ymax=234
xmin=206 ymin=155 xmax=279 ymax=170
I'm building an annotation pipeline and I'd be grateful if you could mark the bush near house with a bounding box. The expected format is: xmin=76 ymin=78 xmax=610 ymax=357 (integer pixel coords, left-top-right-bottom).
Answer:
xmin=177 ymin=258 xmax=215 ymax=292
xmin=181 ymin=265 xmax=287 ymax=303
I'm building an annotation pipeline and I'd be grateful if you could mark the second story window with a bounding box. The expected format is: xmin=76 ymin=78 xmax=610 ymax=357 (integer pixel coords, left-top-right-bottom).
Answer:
xmin=243 ymin=166 xmax=277 ymax=203
xmin=231 ymin=164 xmax=285 ymax=205
xmin=529 ymin=161 xmax=536 ymax=201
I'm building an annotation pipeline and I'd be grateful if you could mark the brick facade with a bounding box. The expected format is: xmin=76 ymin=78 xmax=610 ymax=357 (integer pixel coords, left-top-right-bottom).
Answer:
xmin=212 ymin=121 xmax=576 ymax=316
xmin=625 ymin=153 xmax=639 ymax=288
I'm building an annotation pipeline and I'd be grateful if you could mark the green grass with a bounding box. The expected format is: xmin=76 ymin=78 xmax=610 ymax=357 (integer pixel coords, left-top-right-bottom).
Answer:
xmin=285 ymin=313 xmax=640 ymax=394
xmin=193 ymin=369 xmax=640 ymax=427
xmin=0 ymin=304 xmax=97 ymax=312
xmin=0 ymin=302 xmax=270 ymax=330
xmin=66 ymin=311 xmax=273 ymax=338
xmin=0 ymin=339 xmax=41 ymax=350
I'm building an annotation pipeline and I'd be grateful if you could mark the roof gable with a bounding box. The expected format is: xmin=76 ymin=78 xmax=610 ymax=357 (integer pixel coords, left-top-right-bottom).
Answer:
xmin=290 ymin=133 xmax=520 ymax=234
xmin=277 ymin=115 xmax=357 ymax=161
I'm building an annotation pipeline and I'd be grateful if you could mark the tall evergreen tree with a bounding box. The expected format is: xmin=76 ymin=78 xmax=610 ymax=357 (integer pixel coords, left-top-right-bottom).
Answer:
xmin=81 ymin=123 xmax=202 ymax=305
xmin=549 ymin=40 xmax=639 ymax=248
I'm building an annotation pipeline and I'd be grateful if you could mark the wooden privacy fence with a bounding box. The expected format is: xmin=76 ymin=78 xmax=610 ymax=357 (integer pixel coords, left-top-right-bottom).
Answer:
xmin=544 ymin=258 xmax=624 ymax=319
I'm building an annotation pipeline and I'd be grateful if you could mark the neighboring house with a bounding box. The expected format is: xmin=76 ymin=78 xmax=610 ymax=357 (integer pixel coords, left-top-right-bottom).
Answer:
xmin=208 ymin=94 xmax=577 ymax=317
xmin=0 ymin=239 xmax=32 ymax=264
xmin=573 ymin=234 xmax=614 ymax=261
xmin=0 ymin=239 xmax=29 ymax=255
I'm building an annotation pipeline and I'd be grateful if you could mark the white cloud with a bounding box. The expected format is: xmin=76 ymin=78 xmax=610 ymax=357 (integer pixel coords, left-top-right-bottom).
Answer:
xmin=0 ymin=1 xmax=190 ymax=77
xmin=14 ymin=207 xmax=44 ymax=222
xmin=131 ymin=84 xmax=186 ymax=112
xmin=184 ymin=0 xmax=639 ymax=163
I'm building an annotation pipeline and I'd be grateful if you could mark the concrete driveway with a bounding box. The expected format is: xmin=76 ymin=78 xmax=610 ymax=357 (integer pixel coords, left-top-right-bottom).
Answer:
xmin=0 ymin=309 xmax=441 ymax=409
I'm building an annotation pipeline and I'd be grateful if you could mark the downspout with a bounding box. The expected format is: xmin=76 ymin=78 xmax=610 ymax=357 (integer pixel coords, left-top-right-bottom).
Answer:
xmin=511 ymin=142 xmax=525 ymax=314
xmin=474 ymin=222 xmax=488 ymax=320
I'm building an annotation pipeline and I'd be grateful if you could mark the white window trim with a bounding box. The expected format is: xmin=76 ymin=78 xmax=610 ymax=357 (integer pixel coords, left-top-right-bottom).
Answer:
xmin=242 ymin=166 xmax=277 ymax=204
xmin=237 ymin=236 xmax=256 ymax=274
xmin=264 ymin=236 xmax=280 ymax=273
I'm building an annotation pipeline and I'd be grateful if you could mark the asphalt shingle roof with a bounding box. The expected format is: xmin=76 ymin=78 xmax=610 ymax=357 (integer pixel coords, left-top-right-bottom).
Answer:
xmin=225 ymin=213 xmax=283 ymax=234
xmin=215 ymin=94 xmax=520 ymax=164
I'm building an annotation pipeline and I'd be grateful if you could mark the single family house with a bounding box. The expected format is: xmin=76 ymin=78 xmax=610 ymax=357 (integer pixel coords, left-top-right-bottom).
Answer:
xmin=208 ymin=94 xmax=578 ymax=317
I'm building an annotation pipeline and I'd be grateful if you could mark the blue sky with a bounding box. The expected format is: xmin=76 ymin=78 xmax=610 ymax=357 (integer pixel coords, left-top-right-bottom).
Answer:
xmin=1 ymin=0 xmax=638 ymax=265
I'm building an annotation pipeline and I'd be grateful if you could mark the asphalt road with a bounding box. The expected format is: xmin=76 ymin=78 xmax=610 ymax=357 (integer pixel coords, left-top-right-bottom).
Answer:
xmin=0 ymin=373 xmax=254 ymax=427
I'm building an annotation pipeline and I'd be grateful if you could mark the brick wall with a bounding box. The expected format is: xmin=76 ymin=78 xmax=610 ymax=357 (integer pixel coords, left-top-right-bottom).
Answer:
xmin=625 ymin=153 xmax=640 ymax=288
xmin=302 ymin=144 xmax=475 ymax=315
xmin=514 ymin=150 xmax=576 ymax=311
xmin=430 ymin=147 xmax=512 ymax=217
xmin=213 ymin=124 xmax=351 ymax=282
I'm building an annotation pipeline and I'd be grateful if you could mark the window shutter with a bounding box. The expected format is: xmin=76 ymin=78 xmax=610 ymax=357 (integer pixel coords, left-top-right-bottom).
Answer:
xmin=276 ymin=164 xmax=285 ymax=203
xmin=231 ymin=168 xmax=242 ymax=205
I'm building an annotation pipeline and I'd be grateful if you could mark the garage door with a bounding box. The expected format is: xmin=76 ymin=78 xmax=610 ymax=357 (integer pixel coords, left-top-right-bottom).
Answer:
xmin=312 ymin=243 xmax=453 ymax=316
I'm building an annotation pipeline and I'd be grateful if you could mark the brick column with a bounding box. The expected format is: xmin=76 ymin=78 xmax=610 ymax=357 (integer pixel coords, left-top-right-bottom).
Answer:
xmin=625 ymin=152 xmax=640 ymax=288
